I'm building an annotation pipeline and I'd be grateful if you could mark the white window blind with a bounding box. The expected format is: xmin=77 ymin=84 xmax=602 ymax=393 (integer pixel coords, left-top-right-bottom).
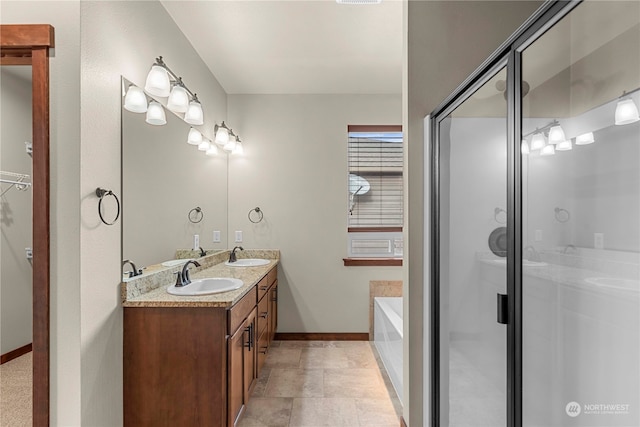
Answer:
xmin=348 ymin=127 xmax=403 ymax=228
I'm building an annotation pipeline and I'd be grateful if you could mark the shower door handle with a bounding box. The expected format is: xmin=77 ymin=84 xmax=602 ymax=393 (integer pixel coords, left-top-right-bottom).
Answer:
xmin=497 ymin=293 xmax=508 ymax=324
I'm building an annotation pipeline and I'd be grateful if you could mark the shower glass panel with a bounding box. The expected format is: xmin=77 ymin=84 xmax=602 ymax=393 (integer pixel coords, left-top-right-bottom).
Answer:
xmin=439 ymin=67 xmax=508 ymax=426
xmin=521 ymin=2 xmax=640 ymax=426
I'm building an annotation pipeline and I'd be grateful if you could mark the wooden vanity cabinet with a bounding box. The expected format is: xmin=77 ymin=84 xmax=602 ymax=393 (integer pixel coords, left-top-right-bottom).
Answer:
xmin=123 ymin=265 xmax=278 ymax=427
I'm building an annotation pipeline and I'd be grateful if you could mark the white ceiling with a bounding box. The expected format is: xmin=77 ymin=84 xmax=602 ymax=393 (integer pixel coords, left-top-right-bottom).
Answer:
xmin=161 ymin=0 xmax=403 ymax=95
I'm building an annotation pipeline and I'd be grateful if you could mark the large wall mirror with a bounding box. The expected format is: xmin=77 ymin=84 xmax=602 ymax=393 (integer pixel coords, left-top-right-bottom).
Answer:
xmin=121 ymin=77 xmax=228 ymax=275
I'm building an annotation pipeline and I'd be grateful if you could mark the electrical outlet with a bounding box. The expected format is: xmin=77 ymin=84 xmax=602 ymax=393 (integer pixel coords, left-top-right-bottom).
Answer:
xmin=235 ymin=231 xmax=243 ymax=243
xmin=213 ymin=230 xmax=221 ymax=243
xmin=594 ymin=233 xmax=604 ymax=249
xmin=535 ymin=229 xmax=543 ymax=242
xmin=193 ymin=234 xmax=200 ymax=250
xmin=25 ymin=247 xmax=33 ymax=260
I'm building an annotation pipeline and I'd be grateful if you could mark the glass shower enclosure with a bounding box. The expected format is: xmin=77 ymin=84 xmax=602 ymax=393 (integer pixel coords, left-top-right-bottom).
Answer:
xmin=430 ymin=1 xmax=640 ymax=426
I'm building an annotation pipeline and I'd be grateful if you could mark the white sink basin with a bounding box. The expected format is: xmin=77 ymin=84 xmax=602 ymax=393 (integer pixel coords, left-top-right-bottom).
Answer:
xmin=585 ymin=277 xmax=639 ymax=291
xmin=167 ymin=278 xmax=244 ymax=296
xmin=225 ymin=258 xmax=270 ymax=267
xmin=162 ymin=259 xmax=188 ymax=267
xmin=490 ymin=259 xmax=547 ymax=267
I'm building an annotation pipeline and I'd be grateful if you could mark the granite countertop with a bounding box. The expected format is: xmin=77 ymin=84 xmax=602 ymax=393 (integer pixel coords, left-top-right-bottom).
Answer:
xmin=122 ymin=249 xmax=279 ymax=308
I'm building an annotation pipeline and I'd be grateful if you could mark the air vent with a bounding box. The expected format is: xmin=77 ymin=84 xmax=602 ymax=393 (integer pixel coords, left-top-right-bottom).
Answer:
xmin=336 ymin=0 xmax=382 ymax=4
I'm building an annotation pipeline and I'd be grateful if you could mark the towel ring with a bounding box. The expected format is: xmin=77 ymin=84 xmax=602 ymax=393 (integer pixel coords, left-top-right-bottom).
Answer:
xmin=248 ymin=207 xmax=264 ymax=224
xmin=188 ymin=207 xmax=204 ymax=223
xmin=494 ymin=207 xmax=507 ymax=224
xmin=96 ymin=187 xmax=120 ymax=226
xmin=555 ymin=207 xmax=570 ymax=223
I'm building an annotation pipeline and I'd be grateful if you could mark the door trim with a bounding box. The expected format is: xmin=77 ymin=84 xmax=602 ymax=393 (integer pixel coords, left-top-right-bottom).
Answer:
xmin=0 ymin=24 xmax=54 ymax=427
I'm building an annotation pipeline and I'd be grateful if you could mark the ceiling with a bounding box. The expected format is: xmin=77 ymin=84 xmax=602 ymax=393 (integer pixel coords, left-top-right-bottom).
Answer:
xmin=160 ymin=0 xmax=403 ymax=95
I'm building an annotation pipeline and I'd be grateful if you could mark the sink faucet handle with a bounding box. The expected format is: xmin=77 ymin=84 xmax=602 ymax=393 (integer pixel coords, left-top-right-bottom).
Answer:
xmin=173 ymin=272 xmax=185 ymax=287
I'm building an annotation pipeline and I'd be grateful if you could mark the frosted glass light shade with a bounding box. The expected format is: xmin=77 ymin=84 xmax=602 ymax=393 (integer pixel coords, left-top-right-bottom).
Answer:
xmin=548 ymin=125 xmax=566 ymax=144
xmin=521 ymin=140 xmax=530 ymax=155
xmin=215 ymin=124 xmax=230 ymax=145
xmin=145 ymin=101 xmax=166 ymax=125
xmin=167 ymin=85 xmax=189 ymax=113
xmin=124 ymin=86 xmax=148 ymax=113
xmin=575 ymin=132 xmax=595 ymax=145
xmin=187 ymin=128 xmax=203 ymax=145
xmin=615 ymin=99 xmax=640 ymax=125
xmin=540 ymin=144 xmax=555 ymax=156
xmin=206 ymin=144 xmax=218 ymax=156
xmin=184 ymin=100 xmax=204 ymax=125
xmin=530 ymin=133 xmax=546 ymax=150
xmin=223 ymin=139 xmax=236 ymax=153
xmin=144 ymin=65 xmax=171 ymax=97
xmin=198 ymin=140 xmax=211 ymax=151
xmin=232 ymin=141 xmax=244 ymax=155
xmin=556 ymin=140 xmax=572 ymax=151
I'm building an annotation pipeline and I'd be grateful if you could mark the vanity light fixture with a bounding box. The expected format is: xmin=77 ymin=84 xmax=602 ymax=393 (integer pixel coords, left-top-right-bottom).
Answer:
xmin=540 ymin=144 xmax=555 ymax=156
xmin=575 ymin=132 xmax=595 ymax=145
xmin=187 ymin=128 xmax=203 ymax=145
xmin=184 ymin=98 xmax=204 ymax=125
xmin=530 ymin=133 xmax=546 ymax=151
xmin=232 ymin=137 xmax=244 ymax=155
xmin=223 ymin=130 xmax=237 ymax=153
xmin=556 ymin=139 xmax=572 ymax=151
xmin=145 ymin=101 xmax=166 ymax=125
xmin=206 ymin=142 xmax=219 ymax=156
xmin=167 ymin=79 xmax=190 ymax=113
xmin=547 ymin=125 xmax=566 ymax=145
xmin=615 ymin=93 xmax=640 ymax=125
xmin=198 ymin=138 xmax=211 ymax=152
xmin=123 ymin=85 xmax=148 ymax=113
xmin=214 ymin=122 xmax=230 ymax=145
xmin=144 ymin=63 xmax=171 ymax=97
xmin=521 ymin=139 xmax=530 ymax=155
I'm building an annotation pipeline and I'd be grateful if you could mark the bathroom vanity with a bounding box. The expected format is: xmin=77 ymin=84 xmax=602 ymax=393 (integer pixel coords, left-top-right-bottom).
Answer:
xmin=122 ymin=252 xmax=278 ymax=427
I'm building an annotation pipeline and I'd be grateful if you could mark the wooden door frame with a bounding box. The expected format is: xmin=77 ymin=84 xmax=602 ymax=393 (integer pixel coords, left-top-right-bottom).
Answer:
xmin=1 ymin=24 xmax=54 ymax=427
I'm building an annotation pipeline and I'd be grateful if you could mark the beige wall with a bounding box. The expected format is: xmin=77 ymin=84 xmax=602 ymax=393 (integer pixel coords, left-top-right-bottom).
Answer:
xmin=404 ymin=1 xmax=543 ymax=425
xmin=80 ymin=1 xmax=227 ymax=424
xmin=1 ymin=68 xmax=33 ymax=355
xmin=227 ymin=94 xmax=403 ymax=333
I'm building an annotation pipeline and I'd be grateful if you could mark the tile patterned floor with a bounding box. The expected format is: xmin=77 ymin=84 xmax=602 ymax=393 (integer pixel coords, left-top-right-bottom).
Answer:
xmin=238 ymin=341 xmax=402 ymax=427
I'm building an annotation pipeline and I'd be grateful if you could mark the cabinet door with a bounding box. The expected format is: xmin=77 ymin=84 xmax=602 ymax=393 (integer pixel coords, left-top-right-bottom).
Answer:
xmin=269 ymin=282 xmax=278 ymax=342
xmin=243 ymin=307 xmax=258 ymax=402
xmin=228 ymin=322 xmax=246 ymax=426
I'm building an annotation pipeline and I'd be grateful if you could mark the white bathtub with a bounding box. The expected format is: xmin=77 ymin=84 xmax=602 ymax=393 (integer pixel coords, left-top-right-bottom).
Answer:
xmin=374 ymin=297 xmax=403 ymax=403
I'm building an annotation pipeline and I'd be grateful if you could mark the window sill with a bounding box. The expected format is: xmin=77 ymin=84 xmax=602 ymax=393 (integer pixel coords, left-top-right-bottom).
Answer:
xmin=342 ymin=258 xmax=403 ymax=267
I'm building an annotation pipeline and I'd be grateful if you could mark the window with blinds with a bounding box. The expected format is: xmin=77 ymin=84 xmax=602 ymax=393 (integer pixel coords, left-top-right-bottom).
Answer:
xmin=348 ymin=126 xmax=403 ymax=229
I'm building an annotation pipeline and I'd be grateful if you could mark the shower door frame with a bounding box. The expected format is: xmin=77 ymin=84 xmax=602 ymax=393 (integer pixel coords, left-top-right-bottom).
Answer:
xmin=428 ymin=1 xmax=581 ymax=426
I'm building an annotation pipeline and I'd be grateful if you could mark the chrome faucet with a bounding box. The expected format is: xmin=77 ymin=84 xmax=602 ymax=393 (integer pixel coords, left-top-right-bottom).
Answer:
xmin=228 ymin=246 xmax=244 ymax=263
xmin=175 ymin=260 xmax=201 ymax=287
xmin=523 ymin=245 xmax=541 ymax=262
xmin=122 ymin=259 xmax=141 ymax=278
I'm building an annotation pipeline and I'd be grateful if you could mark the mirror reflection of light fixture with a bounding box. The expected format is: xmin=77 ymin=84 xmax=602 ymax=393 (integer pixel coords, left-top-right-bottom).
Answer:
xmin=223 ymin=131 xmax=237 ymax=152
xmin=206 ymin=142 xmax=218 ymax=156
xmin=184 ymin=98 xmax=204 ymax=125
xmin=615 ymin=97 xmax=640 ymax=125
xmin=540 ymin=144 xmax=555 ymax=156
xmin=556 ymin=139 xmax=572 ymax=151
xmin=575 ymin=132 xmax=595 ymax=145
xmin=548 ymin=125 xmax=566 ymax=145
xmin=521 ymin=139 xmax=530 ymax=155
xmin=214 ymin=122 xmax=230 ymax=146
xmin=167 ymin=81 xmax=189 ymax=113
xmin=530 ymin=133 xmax=546 ymax=150
xmin=187 ymin=128 xmax=203 ymax=145
xmin=198 ymin=138 xmax=211 ymax=152
xmin=123 ymin=85 xmax=148 ymax=113
xmin=144 ymin=64 xmax=171 ymax=97
xmin=232 ymin=138 xmax=244 ymax=155
xmin=145 ymin=101 xmax=166 ymax=125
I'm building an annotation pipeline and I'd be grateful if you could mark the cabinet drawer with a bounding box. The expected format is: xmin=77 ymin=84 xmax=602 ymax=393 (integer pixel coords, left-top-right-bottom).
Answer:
xmin=257 ymin=275 xmax=270 ymax=302
xmin=267 ymin=266 xmax=277 ymax=287
xmin=257 ymin=293 xmax=269 ymax=335
xmin=256 ymin=328 xmax=269 ymax=373
xmin=228 ymin=287 xmax=258 ymax=335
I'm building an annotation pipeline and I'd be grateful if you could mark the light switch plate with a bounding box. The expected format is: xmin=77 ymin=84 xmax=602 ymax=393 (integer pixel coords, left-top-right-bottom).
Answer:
xmin=213 ymin=230 xmax=221 ymax=243
xmin=535 ymin=229 xmax=543 ymax=242
xmin=594 ymin=233 xmax=604 ymax=249
xmin=235 ymin=231 xmax=243 ymax=243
